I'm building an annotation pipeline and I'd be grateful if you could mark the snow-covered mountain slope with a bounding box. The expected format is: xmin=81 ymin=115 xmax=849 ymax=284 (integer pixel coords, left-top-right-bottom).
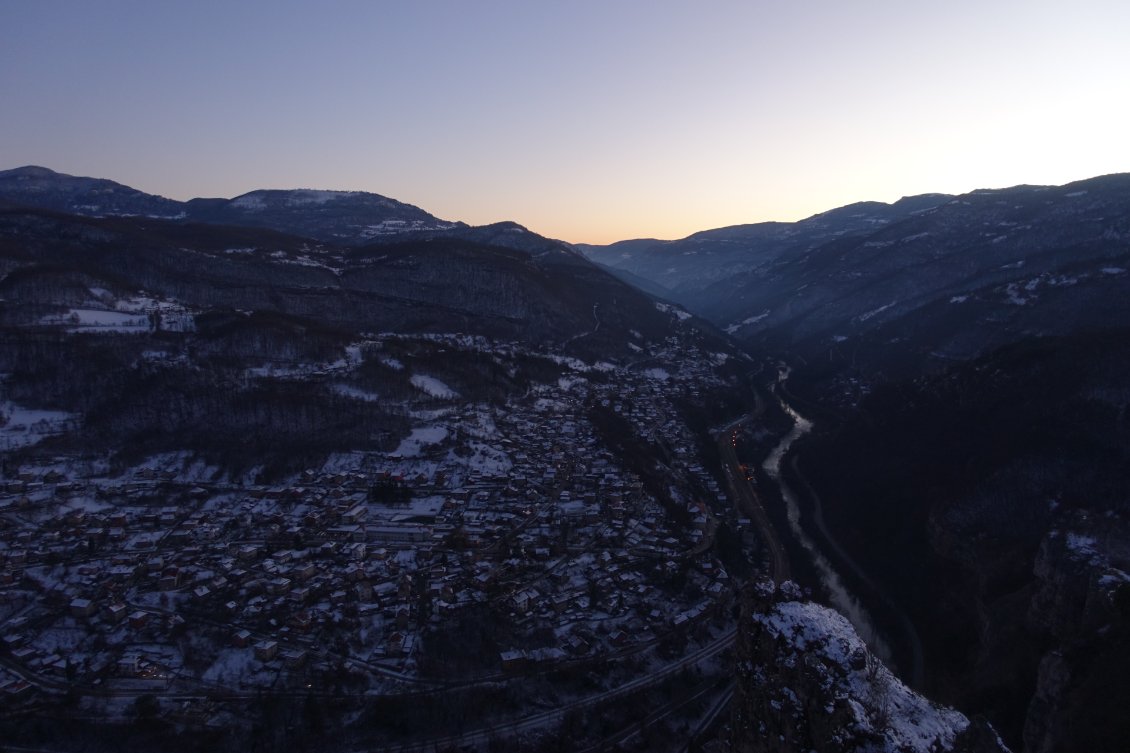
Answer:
xmin=584 ymin=174 xmax=1130 ymax=381
xmin=577 ymin=194 xmax=949 ymax=306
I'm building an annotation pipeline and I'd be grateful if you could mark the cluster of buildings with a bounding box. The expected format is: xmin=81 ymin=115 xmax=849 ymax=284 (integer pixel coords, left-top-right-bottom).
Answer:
xmin=0 ymin=327 xmax=749 ymax=725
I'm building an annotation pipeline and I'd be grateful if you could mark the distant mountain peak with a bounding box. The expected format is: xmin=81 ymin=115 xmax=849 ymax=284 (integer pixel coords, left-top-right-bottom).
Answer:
xmin=0 ymin=165 xmax=183 ymax=217
xmin=479 ymin=220 xmax=528 ymax=232
xmin=228 ymin=188 xmax=384 ymax=209
xmin=0 ymin=166 xmax=461 ymax=243
xmin=4 ymin=165 xmax=61 ymax=178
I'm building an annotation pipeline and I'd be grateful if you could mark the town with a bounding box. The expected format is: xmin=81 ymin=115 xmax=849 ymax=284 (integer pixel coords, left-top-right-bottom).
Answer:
xmin=0 ymin=323 xmax=758 ymax=749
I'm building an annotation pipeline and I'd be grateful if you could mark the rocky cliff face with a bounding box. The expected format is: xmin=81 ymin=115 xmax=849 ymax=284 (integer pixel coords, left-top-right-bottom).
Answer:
xmin=732 ymin=582 xmax=1010 ymax=753
xmin=1020 ymin=517 xmax=1130 ymax=753
xmin=796 ymin=331 xmax=1130 ymax=751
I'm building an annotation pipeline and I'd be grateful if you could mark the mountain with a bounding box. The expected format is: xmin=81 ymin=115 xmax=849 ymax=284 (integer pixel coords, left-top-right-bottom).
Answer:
xmin=0 ymin=205 xmax=695 ymax=354
xmin=679 ymin=175 xmax=1130 ymax=750
xmin=0 ymin=166 xmax=461 ymax=244
xmin=0 ymin=165 xmax=185 ymax=218
xmin=183 ymin=188 xmax=461 ymax=242
xmin=712 ymin=175 xmax=1130 ymax=374
xmin=582 ymin=174 xmax=1130 ymax=750
xmin=0 ymin=200 xmax=736 ymax=475
xmin=583 ymin=175 xmax=1130 ymax=387
xmin=577 ymin=193 xmax=950 ymax=310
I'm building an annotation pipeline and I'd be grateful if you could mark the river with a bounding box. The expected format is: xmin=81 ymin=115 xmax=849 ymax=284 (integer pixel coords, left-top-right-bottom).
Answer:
xmin=761 ymin=372 xmax=896 ymax=666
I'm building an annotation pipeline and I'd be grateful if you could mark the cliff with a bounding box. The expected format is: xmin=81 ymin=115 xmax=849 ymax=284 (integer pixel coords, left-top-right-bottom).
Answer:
xmin=732 ymin=582 xmax=1009 ymax=753
xmin=1021 ymin=516 xmax=1130 ymax=753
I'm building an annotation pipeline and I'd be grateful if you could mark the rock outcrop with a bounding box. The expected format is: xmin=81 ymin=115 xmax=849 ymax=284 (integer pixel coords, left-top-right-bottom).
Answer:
xmin=1021 ymin=516 xmax=1130 ymax=753
xmin=732 ymin=582 xmax=1009 ymax=753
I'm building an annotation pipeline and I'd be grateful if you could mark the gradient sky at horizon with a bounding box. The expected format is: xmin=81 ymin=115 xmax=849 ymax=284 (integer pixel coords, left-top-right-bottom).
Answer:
xmin=2 ymin=1 xmax=1128 ymax=244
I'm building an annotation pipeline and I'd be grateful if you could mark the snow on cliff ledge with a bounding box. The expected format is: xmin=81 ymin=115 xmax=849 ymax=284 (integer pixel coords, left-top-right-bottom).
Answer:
xmin=753 ymin=598 xmax=991 ymax=753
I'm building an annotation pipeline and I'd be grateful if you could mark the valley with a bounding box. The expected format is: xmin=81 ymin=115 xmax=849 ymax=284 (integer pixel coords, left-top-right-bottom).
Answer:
xmin=1 ymin=166 xmax=1128 ymax=752
xmin=585 ymin=174 xmax=1130 ymax=753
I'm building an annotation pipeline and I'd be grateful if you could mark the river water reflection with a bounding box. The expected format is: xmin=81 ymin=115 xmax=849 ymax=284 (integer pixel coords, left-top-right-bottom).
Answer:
xmin=762 ymin=382 xmax=895 ymax=665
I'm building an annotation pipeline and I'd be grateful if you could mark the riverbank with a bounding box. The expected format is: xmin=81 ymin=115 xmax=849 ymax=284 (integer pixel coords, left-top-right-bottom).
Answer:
xmin=755 ymin=368 xmax=925 ymax=688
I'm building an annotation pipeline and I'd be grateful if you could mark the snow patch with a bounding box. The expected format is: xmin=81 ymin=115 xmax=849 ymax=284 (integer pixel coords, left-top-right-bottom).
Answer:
xmin=557 ymin=376 xmax=587 ymax=391
xmin=857 ymin=302 xmax=895 ymax=322
xmin=544 ymin=354 xmax=589 ymax=372
xmin=0 ymin=401 xmax=75 ymax=449
xmin=1065 ymin=532 xmax=1100 ymax=562
xmin=394 ymin=426 xmax=449 ymax=457
xmin=42 ymin=308 xmax=149 ymax=330
xmin=285 ymin=190 xmax=357 ymax=205
xmin=410 ymin=374 xmax=459 ymax=399
xmin=231 ymin=194 xmax=266 ymax=210
xmin=1098 ymin=568 xmax=1130 ymax=591
xmin=332 ymin=384 xmax=379 ymax=402
xmin=654 ymin=301 xmax=692 ymax=320
xmin=358 ymin=220 xmax=456 ymax=238
xmin=725 ymin=310 xmax=770 ymax=334
xmin=1004 ymin=283 xmax=1029 ymax=306
xmin=757 ymin=599 xmax=972 ymax=752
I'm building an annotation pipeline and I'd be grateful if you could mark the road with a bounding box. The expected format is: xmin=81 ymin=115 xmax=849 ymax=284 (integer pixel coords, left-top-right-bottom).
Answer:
xmin=582 ymin=677 xmax=729 ymax=753
xmin=357 ymin=627 xmax=737 ymax=752
xmin=715 ymin=401 xmax=790 ymax=584
xmin=680 ymin=680 xmax=735 ymax=753
xmin=561 ymin=303 xmax=602 ymax=346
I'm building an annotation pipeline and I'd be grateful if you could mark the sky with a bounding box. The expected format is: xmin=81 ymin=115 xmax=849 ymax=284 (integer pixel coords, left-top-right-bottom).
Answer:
xmin=2 ymin=1 xmax=1128 ymax=244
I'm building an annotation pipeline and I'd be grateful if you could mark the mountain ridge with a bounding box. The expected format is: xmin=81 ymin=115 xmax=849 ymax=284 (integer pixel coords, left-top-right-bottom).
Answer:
xmin=0 ymin=165 xmax=463 ymax=244
xmin=580 ymin=173 xmax=1130 ymax=382
xmin=575 ymin=192 xmax=956 ymax=302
